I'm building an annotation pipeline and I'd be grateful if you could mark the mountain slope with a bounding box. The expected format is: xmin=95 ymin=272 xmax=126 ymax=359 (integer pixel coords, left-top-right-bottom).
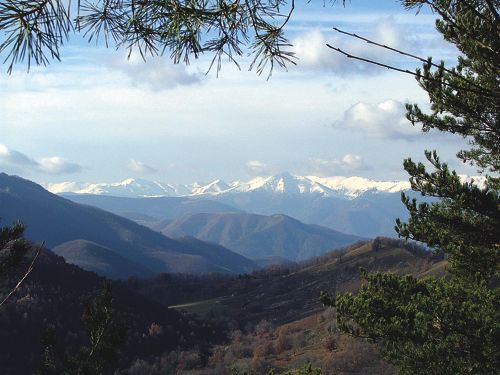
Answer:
xmin=52 ymin=240 xmax=153 ymax=279
xmin=0 ymin=173 xmax=256 ymax=278
xmin=49 ymin=178 xmax=191 ymax=197
xmin=210 ymin=191 xmax=408 ymax=237
xmin=132 ymin=237 xmax=442 ymax=326
xmin=60 ymin=193 xmax=242 ymax=226
xmin=160 ymin=212 xmax=362 ymax=261
xmin=0 ymin=248 xmax=224 ymax=375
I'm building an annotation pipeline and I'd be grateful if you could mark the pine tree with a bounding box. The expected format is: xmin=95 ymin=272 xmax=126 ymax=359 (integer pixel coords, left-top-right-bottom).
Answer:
xmin=39 ymin=281 xmax=127 ymax=375
xmin=0 ymin=220 xmax=29 ymax=275
xmin=322 ymin=1 xmax=499 ymax=374
xmin=0 ymin=220 xmax=40 ymax=307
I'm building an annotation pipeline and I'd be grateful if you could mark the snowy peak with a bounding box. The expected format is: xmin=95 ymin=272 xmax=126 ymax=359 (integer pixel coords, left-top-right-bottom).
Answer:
xmin=79 ymin=178 xmax=175 ymax=197
xmin=230 ymin=173 xmax=339 ymax=196
xmin=234 ymin=173 xmax=301 ymax=194
xmin=46 ymin=178 xmax=190 ymax=198
xmin=307 ymin=176 xmax=411 ymax=198
xmin=46 ymin=173 xmax=417 ymax=199
xmin=190 ymin=179 xmax=232 ymax=195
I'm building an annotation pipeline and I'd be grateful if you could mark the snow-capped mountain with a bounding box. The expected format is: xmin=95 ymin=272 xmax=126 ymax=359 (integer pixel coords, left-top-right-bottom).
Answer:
xmin=228 ymin=172 xmax=341 ymax=196
xmin=46 ymin=178 xmax=191 ymax=197
xmin=46 ymin=172 xmax=486 ymax=200
xmin=307 ymin=176 xmax=411 ymax=198
xmin=45 ymin=172 xmax=411 ymax=199
xmin=190 ymin=179 xmax=232 ymax=195
xmin=46 ymin=173 xmax=486 ymax=238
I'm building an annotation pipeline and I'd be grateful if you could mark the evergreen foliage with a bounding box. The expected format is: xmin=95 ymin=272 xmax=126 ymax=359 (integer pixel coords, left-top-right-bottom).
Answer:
xmin=0 ymin=220 xmax=33 ymax=306
xmin=324 ymin=272 xmax=499 ymax=375
xmin=0 ymin=220 xmax=28 ymax=272
xmin=39 ymin=281 xmax=126 ymax=375
xmin=0 ymin=0 xmax=345 ymax=75
xmin=322 ymin=1 xmax=500 ymax=374
xmin=231 ymin=363 xmax=322 ymax=375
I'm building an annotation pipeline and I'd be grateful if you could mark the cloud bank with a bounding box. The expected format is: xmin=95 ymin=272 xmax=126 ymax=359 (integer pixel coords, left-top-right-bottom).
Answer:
xmin=307 ymin=153 xmax=369 ymax=176
xmin=0 ymin=144 xmax=84 ymax=175
xmin=110 ymin=52 xmax=203 ymax=90
xmin=335 ymin=100 xmax=421 ymax=140
xmin=291 ymin=17 xmax=417 ymax=75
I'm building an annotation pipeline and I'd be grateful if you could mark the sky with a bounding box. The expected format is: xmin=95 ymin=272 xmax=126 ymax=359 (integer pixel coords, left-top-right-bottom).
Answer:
xmin=0 ymin=0 xmax=477 ymax=185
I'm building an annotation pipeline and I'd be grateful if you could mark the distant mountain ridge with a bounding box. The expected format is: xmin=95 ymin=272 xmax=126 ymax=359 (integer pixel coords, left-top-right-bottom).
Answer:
xmin=159 ymin=212 xmax=363 ymax=261
xmin=52 ymin=174 xmax=414 ymax=238
xmin=0 ymin=173 xmax=257 ymax=278
xmin=48 ymin=172 xmax=472 ymax=237
xmin=60 ymin=194 xmax=242 ymax=224
xmin=46 ymin=172 xmax=412 ymax=199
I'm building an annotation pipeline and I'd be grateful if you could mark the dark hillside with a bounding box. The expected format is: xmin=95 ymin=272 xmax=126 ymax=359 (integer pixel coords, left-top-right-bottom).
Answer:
xmin=130 ymin=238 xmax=443 ymax=326
xmin=0 ymin=248 xmax=225 ymax=375
xmin=52 ymin=239 xmax=153 ymax=279
xmin=123 ymin=238 xmax=443 ymax=374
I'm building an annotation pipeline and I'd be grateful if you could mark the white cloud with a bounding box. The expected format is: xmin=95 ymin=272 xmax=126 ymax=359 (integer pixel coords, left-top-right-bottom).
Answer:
xmin=290 ymin=17 xmax=418 ymax=75
xmin=245 ymin=160 xmax=270 ymax=175
xmin=0 ymin=144 xmax=38 ymax=168
xmin=127 ymin=159 xmax=158 ymax=174
xmin=335 ymin=100 xmax=420 ymax=140
xmin=110 ymin=52 xmax=203 ymax=90
xmin=38 ymin=157 xmax=84 ymax=174
xmin=0 ymin=144 xmax=83 ymax=175
xmin=308 ymin=153 xmax=369 ymax=175
xmin=373 ymin=18 xmax=404 ymax=49
xmin=341 ymin=154 xmax=365 ymax=170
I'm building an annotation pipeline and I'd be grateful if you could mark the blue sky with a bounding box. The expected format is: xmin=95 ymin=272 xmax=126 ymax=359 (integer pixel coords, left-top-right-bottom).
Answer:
xmin=0 ymin=0 xmax=475 ymax=184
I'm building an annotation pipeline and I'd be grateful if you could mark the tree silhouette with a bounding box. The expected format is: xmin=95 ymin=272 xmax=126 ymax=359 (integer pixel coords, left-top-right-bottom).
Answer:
xmin=322 ymin=1 xmax=499 ymax=374
xmin=0 ymin=220 xmax=42 ymax=307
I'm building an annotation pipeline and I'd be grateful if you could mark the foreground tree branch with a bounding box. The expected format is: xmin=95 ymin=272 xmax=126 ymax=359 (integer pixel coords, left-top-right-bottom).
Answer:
xmin=0 ymin=0 xmax=350 ymax=75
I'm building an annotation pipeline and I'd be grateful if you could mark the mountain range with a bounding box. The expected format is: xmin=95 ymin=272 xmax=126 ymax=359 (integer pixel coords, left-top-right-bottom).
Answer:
xmin=56 ymin=173 xmax=415 ymax=237
xmin=1 ymin=173 xmax=365 ymax=277
xmin=46 ymin=172 xmax=411 ymax=199
xmin=0 ymin=173 xmax=256 ymax=278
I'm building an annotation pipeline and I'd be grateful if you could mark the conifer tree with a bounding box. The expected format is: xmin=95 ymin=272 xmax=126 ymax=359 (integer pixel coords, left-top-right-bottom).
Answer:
xmin=322 ymin=1 xmax=499 ymax=374
xmin=39 ymin=281 xmax=126 ymax=375
xmin=0 ymin=220 xmax=40 ymax=307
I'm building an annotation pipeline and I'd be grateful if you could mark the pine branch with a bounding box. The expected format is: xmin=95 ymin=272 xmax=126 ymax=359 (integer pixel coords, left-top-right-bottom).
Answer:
xmin=421 ymin=0 xmax=499 ymax=55
xmin=331 ymin=27 xmax=496 ymax=96
xmin=325 ymin=44 xmax=500 ymax=99
xmin=484 ymin=0 xmax=500 ymax=25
